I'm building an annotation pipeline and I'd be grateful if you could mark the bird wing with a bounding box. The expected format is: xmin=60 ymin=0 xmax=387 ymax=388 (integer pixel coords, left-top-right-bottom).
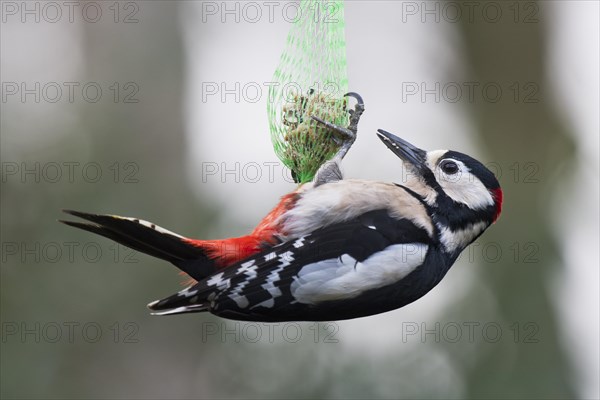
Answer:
xmin=148 ymin=209 xmax=431 ymax=316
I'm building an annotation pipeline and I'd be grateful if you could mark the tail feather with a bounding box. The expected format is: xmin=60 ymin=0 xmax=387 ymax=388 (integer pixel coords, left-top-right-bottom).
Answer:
xmin=150 ymin=305 xmax=209 ymax=316
xmin=59 ymin=219 xmax=180 ymax=262
xmin=60 ymin=210 xmax=216 ymax=281
xmin=146 ymin=283 xmax=212 ymax=316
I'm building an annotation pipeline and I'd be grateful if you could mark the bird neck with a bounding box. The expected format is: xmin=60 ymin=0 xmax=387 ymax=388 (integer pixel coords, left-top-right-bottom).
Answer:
xmin=430 ymin=195 xmax=492 ymax=260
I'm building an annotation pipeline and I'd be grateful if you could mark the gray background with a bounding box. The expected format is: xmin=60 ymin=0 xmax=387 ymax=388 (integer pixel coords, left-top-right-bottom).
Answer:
xmin=1 ymin=1 xmax=598 ymax=399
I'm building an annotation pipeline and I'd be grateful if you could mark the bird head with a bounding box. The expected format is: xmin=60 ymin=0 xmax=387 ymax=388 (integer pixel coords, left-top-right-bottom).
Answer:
xmin=376 ymin=129 xmax=503 ymax=228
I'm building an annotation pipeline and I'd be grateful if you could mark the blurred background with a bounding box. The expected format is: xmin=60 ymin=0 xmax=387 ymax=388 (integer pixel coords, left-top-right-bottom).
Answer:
xmin=1 ymin=1 xmax=598 ymax=399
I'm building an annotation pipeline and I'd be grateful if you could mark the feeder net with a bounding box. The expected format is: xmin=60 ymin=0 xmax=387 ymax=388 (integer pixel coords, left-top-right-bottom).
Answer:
xmin=267 ymin=0 xmax=348 ymax=184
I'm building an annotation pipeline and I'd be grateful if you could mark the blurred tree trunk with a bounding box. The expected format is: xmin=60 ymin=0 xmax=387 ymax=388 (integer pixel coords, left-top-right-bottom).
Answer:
xmin=77 ymin=2 xmax=206 ymax=225
xmin=450 ymin=1 xmax=577 ymax=398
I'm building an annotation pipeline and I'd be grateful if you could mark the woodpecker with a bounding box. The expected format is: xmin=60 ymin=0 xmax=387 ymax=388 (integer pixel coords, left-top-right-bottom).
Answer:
xmin=60 ymin=93 xmax=365 ymax=284
xmin=62 ymin=125 xmax=502 ymax=321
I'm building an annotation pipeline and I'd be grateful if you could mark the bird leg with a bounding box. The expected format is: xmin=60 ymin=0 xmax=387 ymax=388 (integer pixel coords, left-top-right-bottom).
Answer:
xmin=312 ymin=92 xmax=365 ymax=186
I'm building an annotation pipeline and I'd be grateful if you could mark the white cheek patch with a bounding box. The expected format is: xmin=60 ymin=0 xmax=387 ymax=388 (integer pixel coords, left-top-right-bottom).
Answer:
xmin=428 ymin=156 xmax=494 ymax=210
xmin=439 ymin=221 xmax=487 ymax=253
xmin=290 ymin=243 xmax=429 ymax=304
xmin=440 ymin=173 xmax=494 ymax=210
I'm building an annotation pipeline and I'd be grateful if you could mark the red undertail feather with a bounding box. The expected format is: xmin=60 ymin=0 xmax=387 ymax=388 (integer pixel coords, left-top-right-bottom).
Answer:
xmin=185 ymin=236 xmax=265 ymax=268
xmin=180 ymin=192 xmax=299 ymax=284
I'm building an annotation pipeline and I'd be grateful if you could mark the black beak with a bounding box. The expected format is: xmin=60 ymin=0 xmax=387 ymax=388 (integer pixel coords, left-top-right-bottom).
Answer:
xmin=376 ymin=129 xmax=428 ymax=172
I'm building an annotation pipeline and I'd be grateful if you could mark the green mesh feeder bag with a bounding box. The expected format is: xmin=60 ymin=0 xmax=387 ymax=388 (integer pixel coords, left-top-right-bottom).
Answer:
xmin=268 ymin=0 xmax=348 ymax=184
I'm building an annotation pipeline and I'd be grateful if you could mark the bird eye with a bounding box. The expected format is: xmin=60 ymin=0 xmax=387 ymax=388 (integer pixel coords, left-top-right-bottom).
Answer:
xmin=440 ymin=160 xmax=459 ymax=175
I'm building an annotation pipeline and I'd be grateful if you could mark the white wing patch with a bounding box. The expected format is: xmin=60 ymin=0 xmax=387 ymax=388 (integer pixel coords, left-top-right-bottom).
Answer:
xmin=293 ymin=237 xmax=306 ymax=248
xmin=290 ymin=243 xmax=429 ymax=304
xmin=206 ymin=272 xmax=231 ymax=291
xmin=251 ymin=250 xmax=295 ymax=309
xmin=228 ymin=260 xmax=258 ymax=308
xmin=176 ymin=286 xmax=198 ymax=298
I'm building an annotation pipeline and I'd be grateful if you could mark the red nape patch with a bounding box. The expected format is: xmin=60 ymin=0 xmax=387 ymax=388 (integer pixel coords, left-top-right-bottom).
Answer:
xmin=491 ymin=188 xmax=503 ymax=222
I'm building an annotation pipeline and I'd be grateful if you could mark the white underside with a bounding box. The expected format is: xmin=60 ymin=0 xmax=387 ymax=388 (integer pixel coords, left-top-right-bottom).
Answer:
xmin=280 ymin=180 xmax=435 ymax=239
xmin=290 ymin=243 xmax=429 ymax=305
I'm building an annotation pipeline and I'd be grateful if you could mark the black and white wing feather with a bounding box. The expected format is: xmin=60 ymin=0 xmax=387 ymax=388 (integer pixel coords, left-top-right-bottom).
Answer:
xmin=148 ymin=210 xmax=435 ymax=321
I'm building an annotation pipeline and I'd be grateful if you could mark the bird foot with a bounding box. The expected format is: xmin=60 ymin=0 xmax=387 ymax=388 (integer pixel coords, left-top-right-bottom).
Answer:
xmin=311 ymin=92 xmax=365 ymax=187
xmin=311 ymin=92 xmax=365 ymax=161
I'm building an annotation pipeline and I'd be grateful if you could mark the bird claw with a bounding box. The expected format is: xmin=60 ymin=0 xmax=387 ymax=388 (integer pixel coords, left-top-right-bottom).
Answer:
xmin=310 ymin=115 xmax=355 ymax=145
xmin=344 ymin=92 xmax=365 ymax=134
xmin=310 ymin=92 xmax=365 ymax=187
xmin=310 ymin=91 xmax=365 ymax=161
xmin=344 ymin=92 xmax=364 ymax=106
